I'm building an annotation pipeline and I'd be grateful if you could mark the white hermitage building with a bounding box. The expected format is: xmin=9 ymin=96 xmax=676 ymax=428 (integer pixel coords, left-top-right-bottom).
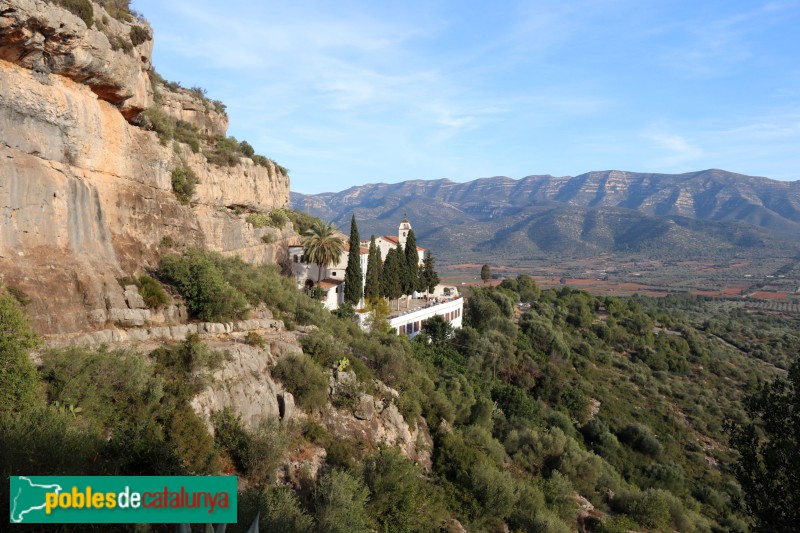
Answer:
xmin=288 ymin=218 xmax=463 ymax=338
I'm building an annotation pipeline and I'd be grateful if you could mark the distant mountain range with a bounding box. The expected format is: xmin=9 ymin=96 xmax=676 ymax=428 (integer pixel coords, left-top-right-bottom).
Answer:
xmin=291 ymin=169 xmax=800 ymax=263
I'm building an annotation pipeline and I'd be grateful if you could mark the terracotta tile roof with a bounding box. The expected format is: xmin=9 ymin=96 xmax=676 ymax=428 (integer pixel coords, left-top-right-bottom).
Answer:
xmin=318 ymin=278 xmax=344 ymax=289
xmin=344 ymin=242 xmax=370 ymax=254
xmin=380 ymin=235 xmax=425 ymax=251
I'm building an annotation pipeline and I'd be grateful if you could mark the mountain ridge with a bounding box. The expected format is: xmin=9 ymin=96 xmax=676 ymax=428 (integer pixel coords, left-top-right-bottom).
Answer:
xmin=292 ymin=169 xmax=800 ymax=262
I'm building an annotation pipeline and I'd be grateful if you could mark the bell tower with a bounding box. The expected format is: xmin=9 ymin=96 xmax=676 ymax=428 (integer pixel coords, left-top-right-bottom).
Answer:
xmin=398 ymin=217 xmax=411 ymax=248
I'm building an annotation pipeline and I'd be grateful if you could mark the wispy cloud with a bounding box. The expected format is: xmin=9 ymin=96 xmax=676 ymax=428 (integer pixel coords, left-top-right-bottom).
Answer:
xmin=643 ymin=130 xmax=704 ymax=168
xmin=659 ymin=2 xmax=800 ymax=77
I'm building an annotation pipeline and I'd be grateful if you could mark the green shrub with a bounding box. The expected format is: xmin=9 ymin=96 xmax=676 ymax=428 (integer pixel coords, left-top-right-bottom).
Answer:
xmin=168 ymin=404 xmax=218 ymax=474
xmin=137 ymin=275 xmax=170 ymax=309
xmin=246 ymin=213 xmax=270 ymax=228
xmin=610 ymin=489 xmax=688 ymax=531
xmin=242 ymin=418 xmax=288 ymax=486
xmin=212 ymin=407 xmax=250 ymax=473
xmin=174 ymin=120 xmax=200 ymax=153
xmin=0 ymin=293 xmax=41 ymax=414
xmin=41 ymin=346 xmax=163 ymax=430
xmin=141 ymin=106 xmax=174 ymax=142
xmin=108 ymin=34 xmax=133 ymax=53
xmin=314 ymin=469 xmax=373 ymax=533
xmin=208 ymin=255 xmax=298 ymax=314
xmin=150 ymin=335 xmax=226 ymax=400
xmin=97 ymin=0 xmax=134 ymax=21
xmin=204 ymin=136 xmax=241 ymax=166
xmin=171 ymin=163 xmax=199 ymax=204
xmin=159 ymin=250 xmax=249 ymax=321
xmin=252 ymin=154 xmax=270 ymax=167
xmin=237 ymin=486 xmax=314 ymax=533
xmin=261 ymin=233 xmax=275 ymax=244
xmin=129 ymin=25 xmax=150 ymax=46
xmin=55 ymin=0 xmax=93 ymax=27
xmin=244 ymin=331 xmax=265 ymax=348
xmin=239 ymin=140 xmax=255 ymax=157
xmin=273 ymin=354 xmax=329 ymax=412
xmin=617 ymin=423 xmax=663 ymax=457
xmin=362 ymin=448 xmax=449 ymax=531
xmin=269 ymin=209 xmax=290 ymax=227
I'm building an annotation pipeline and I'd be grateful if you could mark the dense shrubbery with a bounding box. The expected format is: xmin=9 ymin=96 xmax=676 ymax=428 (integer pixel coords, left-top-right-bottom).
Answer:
xmin=0 ymin=292 xmax=40 ymax=414
xmin=2 ymin=246 xmax=791 ymax=531
xmin=159 ymin=249 xmax=249 ymax=321
xmin=273 ymin=354 xmax=329 ymax=412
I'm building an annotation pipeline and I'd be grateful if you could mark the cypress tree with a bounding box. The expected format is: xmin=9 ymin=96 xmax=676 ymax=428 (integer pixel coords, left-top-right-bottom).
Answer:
xmin=344 ymin=215 xmax=363 ymax=306
xmin=395 ymin=241 xmax=411 ymax=307
xmin=381 ymin=248 xmax=402 ymax=308
xmin=364 ymin=235 xmax=381 ymax=300
xmin=404 ymin=229 xmax=420 ymax=296
xmin=420 ymin=250 xmax=440 ymax=293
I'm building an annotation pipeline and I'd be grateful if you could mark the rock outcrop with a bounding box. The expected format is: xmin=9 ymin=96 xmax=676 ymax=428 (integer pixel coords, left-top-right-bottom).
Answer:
xmin=0 ymin=0 xmax=291 ymax=334
xmin=321 ymin=370 xmax=434 ymax=470
xmin=159 ymin=87 xmax=228 ymax=138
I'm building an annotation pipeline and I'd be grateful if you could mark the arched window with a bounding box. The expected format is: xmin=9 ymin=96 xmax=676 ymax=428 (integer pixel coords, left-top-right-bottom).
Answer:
xmin=293 ymin=255 xmax=299 ymax=263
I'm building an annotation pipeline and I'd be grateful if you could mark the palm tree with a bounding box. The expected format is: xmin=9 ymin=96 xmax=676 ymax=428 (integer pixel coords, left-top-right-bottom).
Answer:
xmin=302 ymin=221 xmax=344 ymax=285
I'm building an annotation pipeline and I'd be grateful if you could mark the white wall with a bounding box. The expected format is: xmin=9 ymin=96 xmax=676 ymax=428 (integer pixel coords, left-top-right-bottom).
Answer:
xmin=388 ymin=297 xmax=464 ymax=340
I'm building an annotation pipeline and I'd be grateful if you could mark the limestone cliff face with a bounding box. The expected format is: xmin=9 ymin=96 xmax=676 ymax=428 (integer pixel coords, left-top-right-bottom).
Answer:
xmin=159 ymin=87 xmax=228 ymax=138
xmin=0 ymin=0 xmax=290 ymax=334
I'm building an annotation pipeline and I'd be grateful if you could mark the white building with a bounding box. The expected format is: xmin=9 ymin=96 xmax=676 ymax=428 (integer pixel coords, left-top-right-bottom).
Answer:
xmin=288 ymin=238 xmax=368 ymax=311
xmin=387 ymin=296 xmax=463 ymax=339
xmin=289 ymin=219 xmax=463 ymax=335
xmin=364 ymin=218 xmax=425 ymax=265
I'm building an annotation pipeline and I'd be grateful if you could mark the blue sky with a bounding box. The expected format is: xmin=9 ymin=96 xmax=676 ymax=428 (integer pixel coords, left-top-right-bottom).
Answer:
xmin=135 ymin=0 xmax=800 ymax=193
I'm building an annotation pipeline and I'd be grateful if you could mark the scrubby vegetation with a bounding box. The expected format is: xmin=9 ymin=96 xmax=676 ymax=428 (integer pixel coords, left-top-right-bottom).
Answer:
xmin=137 ymin=275 xmax=171 ymax=309
xmin=2 ymin=250 xmax=797 ymax=531
xmin=247 ymin=209 xmax=290 ymax=229
xmin=170 ymin=161 xmax=199 ymax=204
xmin=52 ymin=0 xmax=93 ymax=27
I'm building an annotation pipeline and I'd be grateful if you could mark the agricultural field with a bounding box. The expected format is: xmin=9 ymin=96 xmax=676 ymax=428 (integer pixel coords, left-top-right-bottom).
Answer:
xmin=441 ymin=254 xmax=800 ymax=313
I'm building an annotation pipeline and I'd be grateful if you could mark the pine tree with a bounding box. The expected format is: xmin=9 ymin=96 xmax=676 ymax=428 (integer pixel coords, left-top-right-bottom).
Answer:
xmin=344 ymin=215 xmax=363 ymax=306
xmin=419 ymin=250 xmax=440 ymax=294
xmin=404 ymin=229 xmax=420 ymax=297
xmin=364 ymin=235 xmax=382 ymax=300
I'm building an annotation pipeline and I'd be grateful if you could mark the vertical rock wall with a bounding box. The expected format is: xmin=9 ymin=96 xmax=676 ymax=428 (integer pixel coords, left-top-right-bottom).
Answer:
xmin=0 ymin=1 xmax=291 ymax=333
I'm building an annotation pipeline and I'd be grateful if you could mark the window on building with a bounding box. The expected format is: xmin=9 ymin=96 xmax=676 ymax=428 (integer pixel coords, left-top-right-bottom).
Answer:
xmin=332 ymin=272 xmax=337 ymax=276
xmin=293 ymin=255 xmax=299 ymax=263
